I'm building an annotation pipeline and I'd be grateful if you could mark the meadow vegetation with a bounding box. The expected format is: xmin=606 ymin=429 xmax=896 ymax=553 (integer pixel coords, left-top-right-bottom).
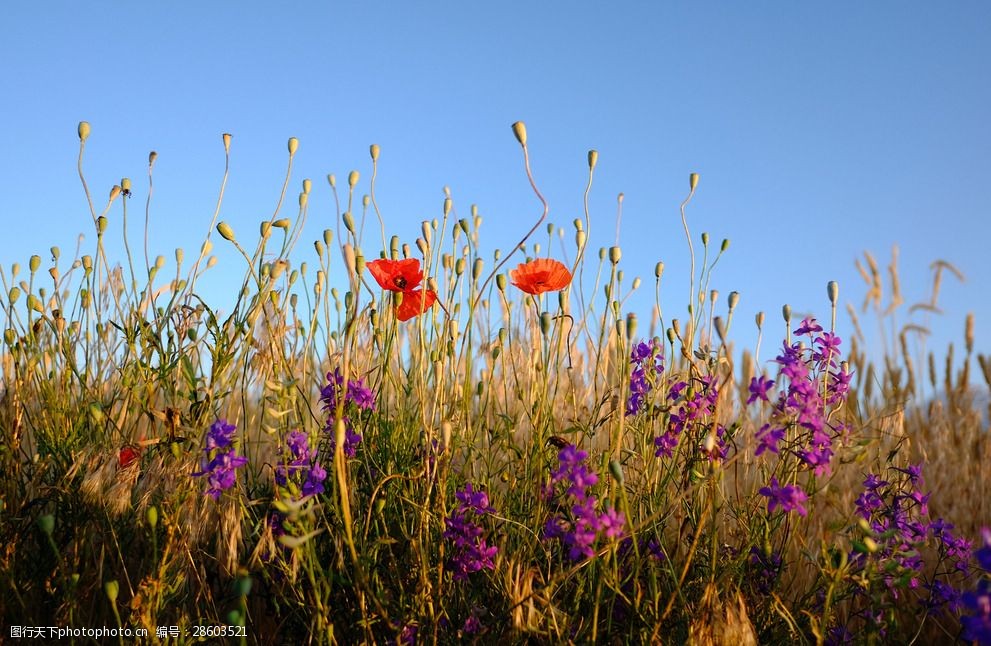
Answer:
xmin=1 ymin=121 xmax=989 ymax=644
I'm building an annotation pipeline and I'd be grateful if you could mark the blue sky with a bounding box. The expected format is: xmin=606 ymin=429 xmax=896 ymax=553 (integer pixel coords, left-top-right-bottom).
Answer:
xmin=2 ymin=2 xmax=989 ymax=381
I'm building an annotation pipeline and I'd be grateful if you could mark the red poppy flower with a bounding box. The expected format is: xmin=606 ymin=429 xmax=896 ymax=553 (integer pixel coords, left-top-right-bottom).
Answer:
xmin=367 ymin=257 xmax=437 ymax=320
xmin=119 ymin=445 xmax=141 ymax=469
xmin=395 ymin=288 xmax=437 ymax=322
xmin=509 ymin=259 xmax=572 ymax=295
xmin=367 ymin=258 xmax=424 ymax=292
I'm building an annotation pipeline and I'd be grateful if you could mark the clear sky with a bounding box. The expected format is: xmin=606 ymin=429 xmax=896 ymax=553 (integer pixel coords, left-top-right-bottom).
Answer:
xmin=2 ymin=2 xmax=989 ymax=381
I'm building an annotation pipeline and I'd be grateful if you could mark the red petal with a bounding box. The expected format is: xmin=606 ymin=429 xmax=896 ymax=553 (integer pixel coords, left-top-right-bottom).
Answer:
xmin=396 ymin=289 xmax=437 ymax=321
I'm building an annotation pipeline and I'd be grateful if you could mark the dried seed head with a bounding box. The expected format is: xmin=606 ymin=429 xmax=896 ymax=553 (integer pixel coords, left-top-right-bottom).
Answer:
xmin=302 ymin=178 xmax=312 ymax=194
xmin=609 ymin=246 xmax=622 ymax=265
xmin=348 ymin=170 xmax=359 ymax=188
xmin=78 ymin=121 xmax=91 ymax=142
xmin=588 ymin=149 xmax=598 ymax=170
xmin=782 ymin=304 xmax=791 ymax=323
xmin=29 ymin=255 xmax=41 ymax=273
xmin=721 ymin=238 xmax=730 ymax=252
xmin=97 ymin=216 xmax=108 ymax=234
xmin=149 ymin=151 xmax=158 ymax=166
xmin=274 ymin=218 xmax=291 ymax=230
xmin=120 ymin=177 xmax=131 ymax=192
xmin=701 ymin=232 xmax=710 ymax=246
xmin=728 ymin=291 xmax=740 ymax=310
xmin=323 ymin=229 xmax=333 ymax=246
xmin=689 ymin=172 xmax=699 ymax=191
xmin=626 ymin=313 xmax=638 ymax=341
xmin=370 ymin=144 xmax=380 ymax=162
xmin=109 ymin=185 xmax=121 ymax=202
xmin=260 ymin=221 xmax=272 ymax=238
xmin=223 ymin=133 xmax=232 ymax=153
xmin=288 ymin=137 xmax=299 ymax=155
xmin=327 ymin=173 xmax=336 ymax=189
xmin=966 ymin=312 xmax=975 ymax=354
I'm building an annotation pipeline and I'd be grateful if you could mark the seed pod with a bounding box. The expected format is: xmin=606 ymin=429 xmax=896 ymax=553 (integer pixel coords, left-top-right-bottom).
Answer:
xmin=78 ymin=121 xmax=91 ymax=142
xmin=288 ymin=137 xmax=299 ymax=155
xmin=689 ymin=173 xmax=699 ymax=191
xmin=588 ymin=149 xmax=598 ymax=170
xmin=608 ymin=247 xmax=622 ymax=264
xmin=29 ymin=255 xmax=41 ymax=273
xmin=370 ymin=144 xmax=380 ymax=162
xmin=348 ymin=170 xmax=359 ymax=188
xmin=223 ymin=133 xmax=232 ymax=153
xmin=728 ymin=291 xmax=740 ymax=311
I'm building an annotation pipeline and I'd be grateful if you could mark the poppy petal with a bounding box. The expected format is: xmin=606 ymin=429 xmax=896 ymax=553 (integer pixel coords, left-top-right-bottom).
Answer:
xmin=510 ymin=259 xmax=572 ymax=295
xmin=367 ymin=258 xmax=424 ymax=292
xmin=396 ymin=289 xmax=437 ymax=321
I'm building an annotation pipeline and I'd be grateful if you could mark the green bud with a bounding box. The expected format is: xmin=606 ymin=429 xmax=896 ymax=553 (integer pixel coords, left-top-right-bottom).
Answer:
xmin=608 ymin=460 xmax=624 ymax=485
xmin=29 ymin=255 xmax=41 ymax=273
xmin=146 ymin=506 xmax=158 ymax=530
xmin=827 ymin=280 xmax=839 ymax=305
xmin=217 ymin=222 xmax=235 ymax=242
xmin=104 ymin=580 xmax=119 ymax=604
xmin=9 ymin=287 xmax=20 ymax=304
xmin=38 ymin=514 xmax=55 ymax=536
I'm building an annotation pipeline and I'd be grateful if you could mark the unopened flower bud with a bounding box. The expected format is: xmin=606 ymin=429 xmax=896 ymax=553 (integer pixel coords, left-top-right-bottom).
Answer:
xmin=223 ymin=133 xmax=232 ymax=153
xmin=348 ymin=170 xmax=359 ymax=188
xmin=782 ymin=304 xmax=791 ymax=323
xmin=588 ymin=149 xmax=598 ymax=170
xmin=217 ymin=222 xmax=235 ymax=242
xmin=689 ymin=173 xmax=699 ymax=191
xmin=370 ymin=144 xmax=380 ymax=161
xmin=511 ymin=121 xmax=527 ymax=146
xmin=287 ymin=137 xmax=299 ymax=155
xmin=97 ymin=216 xmax=108 ymax=234
xmin=78 ymin=121 xmax=91 ymax=142
xmin=728 ymin=291 xmax=740 ymax=310
xmin=327 ymin=173 xmax=336 ymax=189
xmin=827 ymin=280 xmax=839 ymax=305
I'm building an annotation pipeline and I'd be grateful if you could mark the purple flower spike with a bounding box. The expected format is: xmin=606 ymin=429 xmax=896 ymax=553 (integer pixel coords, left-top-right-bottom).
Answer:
xmin=759 ymin=477 xmax=808 ymax=516
xmin=192 ymin=419 xmax=248 ymax=500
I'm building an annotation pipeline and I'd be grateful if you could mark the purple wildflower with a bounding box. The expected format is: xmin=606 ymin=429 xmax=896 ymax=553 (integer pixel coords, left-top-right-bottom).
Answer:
xmin=544 ymin=444 xmax=627 ymax=560
xmin=626 ymin=338 xmax=664 ymax=416
xmin=444 ymin=483 xmax=498 ymax=580
xmin=747 ymin=375 xmax=775 ymax=405
xmin=192 ymin=419 xmax=248 ymax=500
xmin=320 ymin=368 xmax=375 ymax=457
xmin=275 ymin=430 xmax=327 ymax=497
xmin=759 ymin=477 xmax=808 ymax=516
xmin=794 ymin=316 xmax=823 ymax=336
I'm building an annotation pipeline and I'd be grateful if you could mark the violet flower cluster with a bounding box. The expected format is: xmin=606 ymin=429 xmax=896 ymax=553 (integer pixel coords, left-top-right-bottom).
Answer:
xmin=626 ymin=338 xmax=665 ymax=416
xmin=543 ymin=444 xmax=625 ymax=561
xmin=653 ymin=375 xmax=722 ymax=460
xmin=320 ymin=368 xmax=376 ymax=457
xmin=275 ymin=430 xmax=327 ymax=497
xmin=192 ymin=419 xmax=248 ymax=500
xmin=443 ymin=483 xmax=498 ymax=580
xmin=749 ymin=317 xmax=852 ymax=477
xmin=759 ymin=476 xmax=809 ymax=516
xmin=848 ymin=464 xmax=977 ymax=632
xmin=962 ymin=528 xmax=991 ymax=644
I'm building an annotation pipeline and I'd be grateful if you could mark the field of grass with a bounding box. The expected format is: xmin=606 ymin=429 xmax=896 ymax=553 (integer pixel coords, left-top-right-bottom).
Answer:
xmin=1 ymin=122 xmax=989 ymax=644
